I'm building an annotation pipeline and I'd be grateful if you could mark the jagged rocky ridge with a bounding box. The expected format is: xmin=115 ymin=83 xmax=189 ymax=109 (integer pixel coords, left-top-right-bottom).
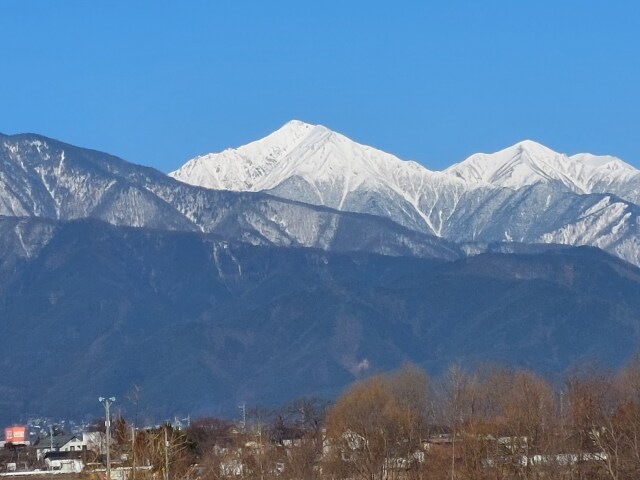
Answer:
xmin=171 ymin=121 xmax=640 ymax=266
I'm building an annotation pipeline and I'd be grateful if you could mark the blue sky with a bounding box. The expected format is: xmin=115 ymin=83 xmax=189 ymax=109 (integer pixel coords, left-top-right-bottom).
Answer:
xmin=1 ymin=1 xmax=638 ymax=171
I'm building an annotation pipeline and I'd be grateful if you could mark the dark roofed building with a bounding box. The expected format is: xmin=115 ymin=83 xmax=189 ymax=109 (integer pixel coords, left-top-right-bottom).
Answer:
xmin=34 ymin=434 xmax=85 ymax=460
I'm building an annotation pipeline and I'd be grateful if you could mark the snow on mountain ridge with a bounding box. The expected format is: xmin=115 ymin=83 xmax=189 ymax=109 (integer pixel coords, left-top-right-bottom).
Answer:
xmin=172 ymin=120 xmax=315 ymax=191
xmin=168 ymin=122 xmax=640 ymax=266
xmin=4 ymin=127 xmax=640 ymax=267
xmin=252 ymin=122 xmax=434 ymax=189
xmin=447 ymin=140 xmax=639 ymax=194
xmin=171 ymin=120 xmax=438 ymax=192
xmin=0 ymin=132 xmax=463 ymax=260
xmin=173 ymin=124 xmax=638 ymax=200
xmin=171 ymin=120 xmax=454 ymax=234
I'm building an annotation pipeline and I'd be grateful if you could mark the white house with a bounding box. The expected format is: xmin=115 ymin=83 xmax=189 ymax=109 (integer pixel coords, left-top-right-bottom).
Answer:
xmin=44 ymin=452 xmax=84 ymax=473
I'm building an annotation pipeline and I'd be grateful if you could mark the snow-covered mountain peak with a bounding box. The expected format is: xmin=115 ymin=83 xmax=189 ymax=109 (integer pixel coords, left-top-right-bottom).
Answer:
xmin=170 ymin=120 xmax=438 ymax=193
xmin=281 ymin=119 xmax=312 ymax=129
xmin=512 ymin=139 xmax=556 ymax=155
xmin=445 ymin=140 xmax=638 ymax=194
xmin=445 ymin=140 xmax=574 ymax=189
xmin=168 ymin=120 xmax=307 ymax=190
xmin=256 ymin=119 xmax=317 ymax=151
xmin=169 ymin=120 xmax=452 ymax=234
xmin=256 ymin=123 xmax=426 ymax=190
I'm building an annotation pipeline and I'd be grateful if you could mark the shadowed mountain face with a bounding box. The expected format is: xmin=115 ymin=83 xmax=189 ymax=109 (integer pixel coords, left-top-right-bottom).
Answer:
xmin=1 ymin=217 xmax=640 ymax=424
xmin=0 ymin=133 xmax=460 ymax=260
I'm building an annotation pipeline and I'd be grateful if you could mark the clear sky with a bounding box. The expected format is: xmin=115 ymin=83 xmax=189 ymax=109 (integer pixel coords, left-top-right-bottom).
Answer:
xmin=1 ymin=1 xmax=639 ymax=172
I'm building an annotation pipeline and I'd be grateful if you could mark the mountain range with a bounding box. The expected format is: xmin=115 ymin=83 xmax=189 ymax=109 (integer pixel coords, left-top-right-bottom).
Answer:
xmin=1 ymin=123 xmax=640 ymax=424
xmin=171 ymin=121 xmax=640 ymax=266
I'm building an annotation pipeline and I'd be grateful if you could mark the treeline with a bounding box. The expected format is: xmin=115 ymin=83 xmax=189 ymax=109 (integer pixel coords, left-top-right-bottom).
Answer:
xmin=323 ymin=360 xmax=640 ymax=480
xmin=109 ymin=357 xmax=640 ymax=480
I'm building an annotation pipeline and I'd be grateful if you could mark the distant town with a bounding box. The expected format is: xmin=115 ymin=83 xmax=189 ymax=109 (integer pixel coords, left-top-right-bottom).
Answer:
xmin=2 ymin=362 xmax=640 ymax=480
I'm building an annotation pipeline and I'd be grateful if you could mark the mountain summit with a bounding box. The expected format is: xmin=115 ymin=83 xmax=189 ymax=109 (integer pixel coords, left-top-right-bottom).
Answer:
xmin=446 ymin=139 xmax=638 ymax=194
xmin=170 ymin=119 xmax=437 ymax=196
xmin=170 ymin=120 xmax=445 ymax=234
xmin=170 ymin=120 xmax=317 ymax=191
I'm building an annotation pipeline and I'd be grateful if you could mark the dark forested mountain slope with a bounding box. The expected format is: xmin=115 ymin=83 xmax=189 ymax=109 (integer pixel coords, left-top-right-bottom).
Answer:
xmin=1 ymin=217 xmax=639 ymax=424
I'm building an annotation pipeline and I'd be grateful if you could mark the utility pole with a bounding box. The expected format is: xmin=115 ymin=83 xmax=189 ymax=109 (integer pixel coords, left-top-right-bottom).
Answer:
xmin=130 ymin=425 xmax=136 ymax=480
xmin=164 ymin=426 xmax=170 ymax=480
xmin=48 ymin=425 xmax=53 ymax=478
xmin=99 ymin=397 xmax=116 ymax=480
